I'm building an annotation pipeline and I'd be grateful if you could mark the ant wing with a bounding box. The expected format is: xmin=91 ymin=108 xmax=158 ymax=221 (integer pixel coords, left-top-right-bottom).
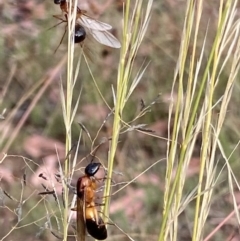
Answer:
xmin=77 ymin=197 xmax=86 ymax=241
xmin=88 ymin=28 xmax=121 ymax=48
xmin=77 ymin=15 xmax=112 ymax=31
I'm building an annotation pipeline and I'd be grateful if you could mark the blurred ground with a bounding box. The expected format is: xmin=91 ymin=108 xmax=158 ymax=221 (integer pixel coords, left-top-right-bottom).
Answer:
xmin=0 ymin=0 xmax=240 ymax=241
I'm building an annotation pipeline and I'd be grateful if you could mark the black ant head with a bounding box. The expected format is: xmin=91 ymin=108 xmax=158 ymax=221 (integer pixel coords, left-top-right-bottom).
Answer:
xmin=85 ymin=162 xmax=101 ymax=176
xmin=54 ymin=0 xmax=63 ymax=4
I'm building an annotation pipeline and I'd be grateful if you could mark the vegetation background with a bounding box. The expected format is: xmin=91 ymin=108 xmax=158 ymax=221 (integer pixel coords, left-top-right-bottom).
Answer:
xmin=0 ymin=0 xmax=240 ymax=241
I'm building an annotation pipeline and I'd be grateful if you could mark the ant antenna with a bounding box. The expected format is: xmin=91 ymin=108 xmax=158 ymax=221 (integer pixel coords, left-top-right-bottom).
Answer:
xmin=89 ymin=138 xmax=108 ymax=163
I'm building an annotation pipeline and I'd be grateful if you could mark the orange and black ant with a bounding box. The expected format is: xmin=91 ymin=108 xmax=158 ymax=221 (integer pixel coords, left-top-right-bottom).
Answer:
xmin=52 ymin=0 xmax=121 ymax=48
xmin=75 ymin=161 xmax=107 ymax=240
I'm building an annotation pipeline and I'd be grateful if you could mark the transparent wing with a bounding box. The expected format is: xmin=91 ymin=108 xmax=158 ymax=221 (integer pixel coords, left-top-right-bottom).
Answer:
xmin=77 ymin=15 xmax=112 ymax=31
xmin=88 ymin=28 xmax=121 ymax=48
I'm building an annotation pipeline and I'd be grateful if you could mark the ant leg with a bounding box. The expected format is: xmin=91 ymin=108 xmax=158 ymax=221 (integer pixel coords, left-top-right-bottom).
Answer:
xmin=53 ymin=14 xmax=65 ymax=21
xmin=71 ymin=206 xmax=77 ymax=211
xmin=54 ymin=25 xmax=67 ymax=53
xmin=49 ymin=14 xmax=68 ymax=53
xmin=48 ymin=20 xmax=65 ymax=31
xmin=95 ymin=195 xmax=112 ymax=201
xmin=94 ymin=202 xmax=105 ymax=206
xmin=98 ymin=211 xmax=134 ymax=241
xmin=96 ymin=177 xmax=116 ymax=184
